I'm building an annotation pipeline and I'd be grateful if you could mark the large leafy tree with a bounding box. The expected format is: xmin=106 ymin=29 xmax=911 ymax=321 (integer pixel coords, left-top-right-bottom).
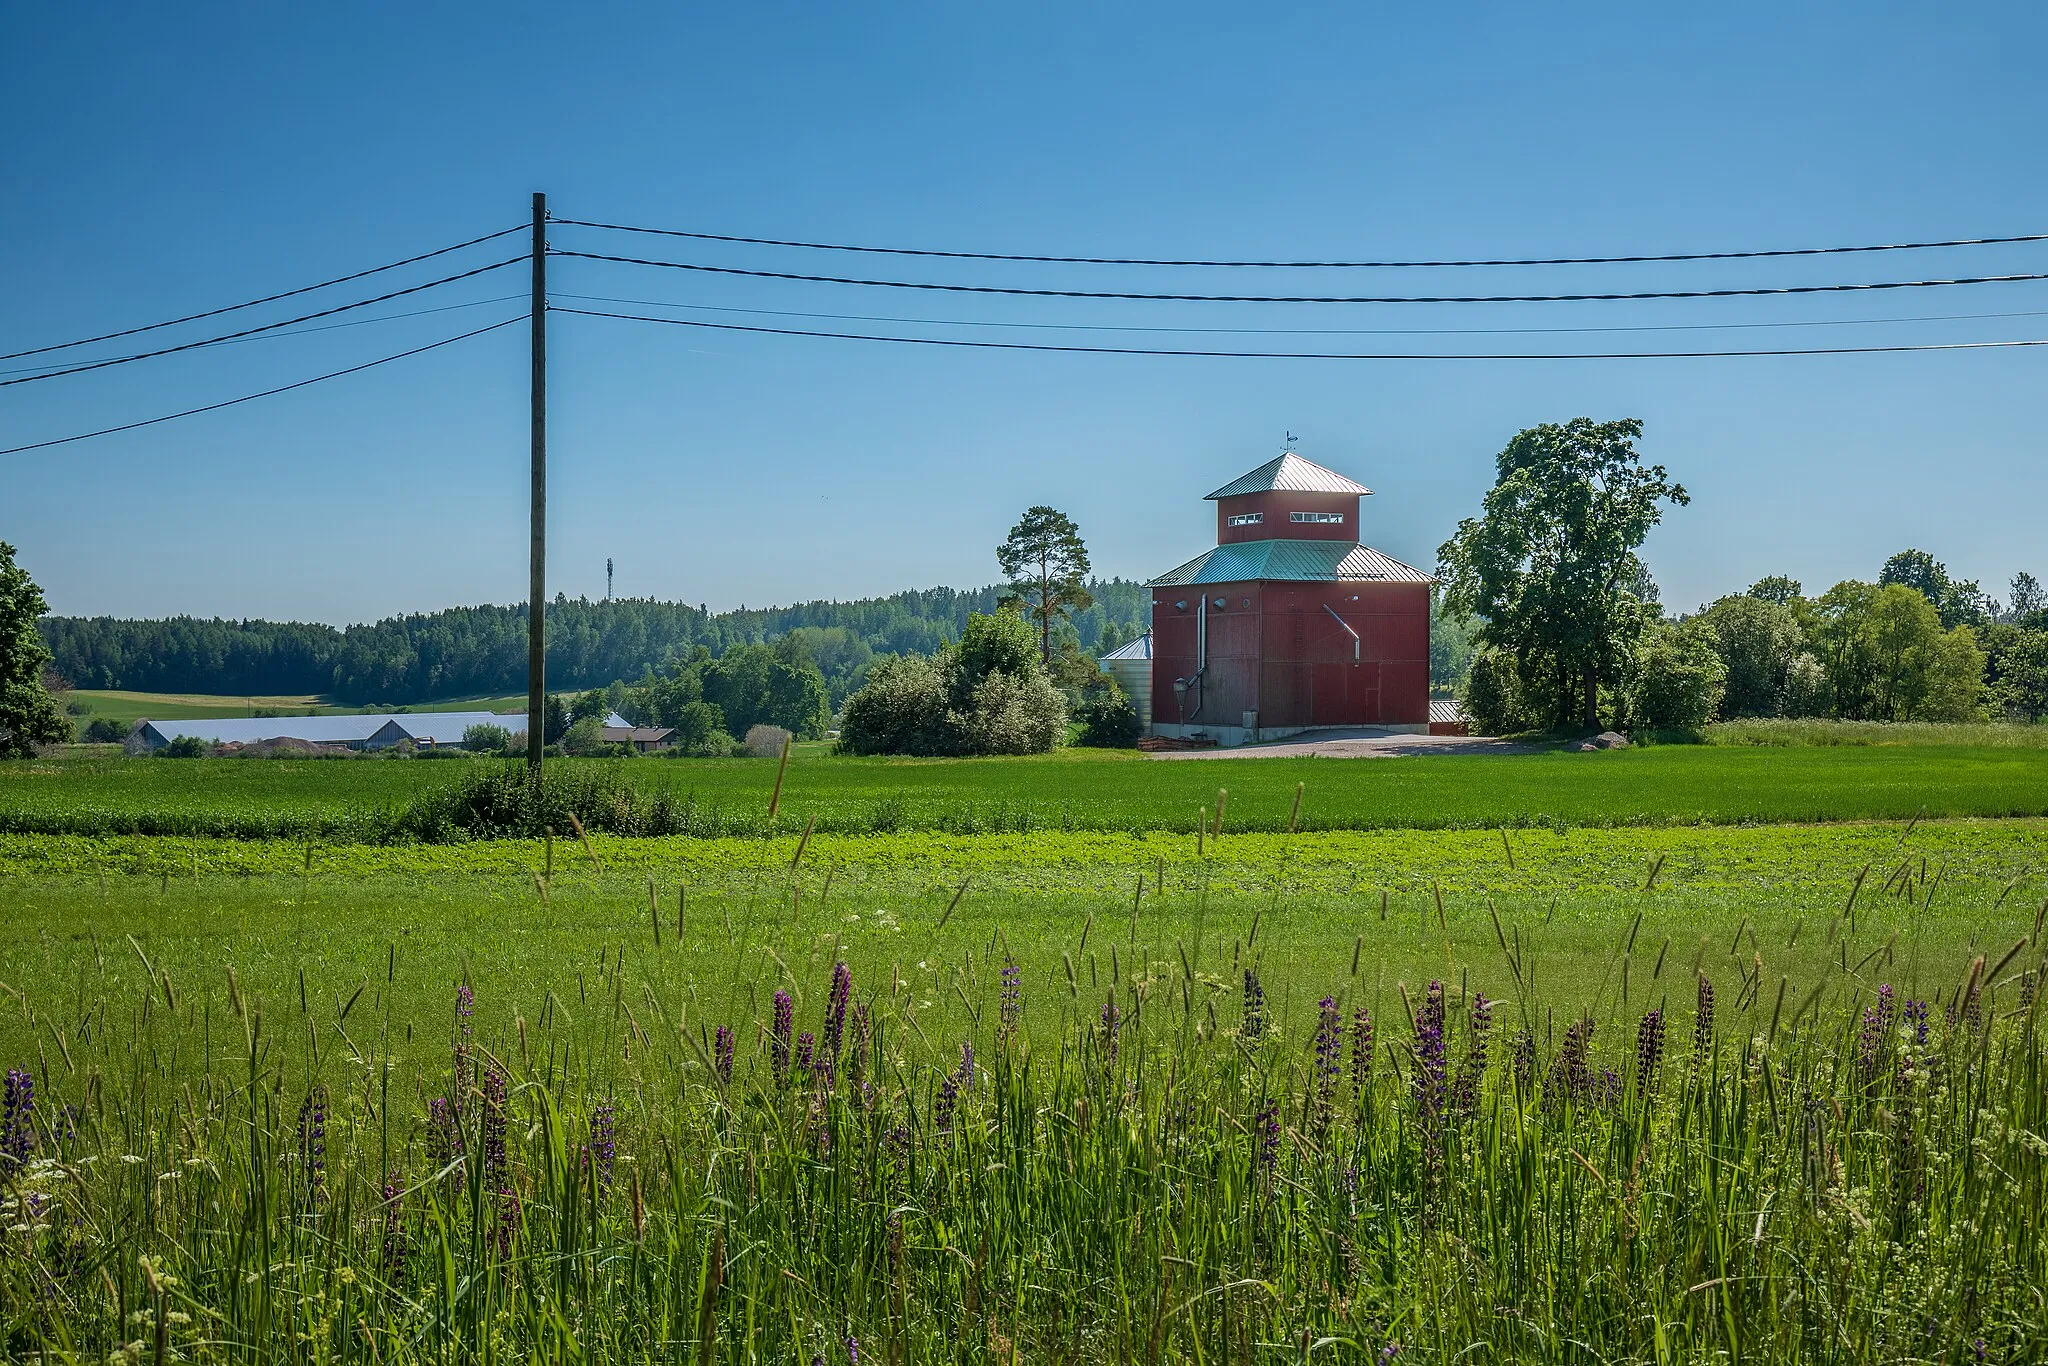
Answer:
xmin=0 ymin=543 xmax=72 ymax=757
xmin=1813 ymin=581 xmax=1984 ymax=721
xmin=1437 ymin=419 xmax=1687 ymax=730
xmin=997 ymin=507 xmax=1093 ymax=665
xmin=1880 ymin=548 xmax=1989 ymax=629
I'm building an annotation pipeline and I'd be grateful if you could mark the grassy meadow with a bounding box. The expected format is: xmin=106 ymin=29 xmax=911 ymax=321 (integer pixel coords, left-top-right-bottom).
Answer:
xmin=7 ymin=741 xmax=2048 ymax=842
xmin=62 ymin=689 xmax=530 ymax=727
xmin=0 ymin=817 xmax=2042 ymax=1360
xmin=3 ymin=738 xmax=2045 ymax=1359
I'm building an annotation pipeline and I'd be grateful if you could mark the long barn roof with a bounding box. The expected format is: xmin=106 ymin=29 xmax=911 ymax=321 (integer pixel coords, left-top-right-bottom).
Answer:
xmin=1206 ymin=452 xmax=1372 ymax=500
xmin=1146 ymin=540 xmax=1430 ymax=586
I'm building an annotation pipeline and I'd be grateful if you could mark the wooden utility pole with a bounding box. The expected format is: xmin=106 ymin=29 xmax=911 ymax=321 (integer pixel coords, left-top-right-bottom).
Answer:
xmin=527 ymin=191 xmax=547 ymax=776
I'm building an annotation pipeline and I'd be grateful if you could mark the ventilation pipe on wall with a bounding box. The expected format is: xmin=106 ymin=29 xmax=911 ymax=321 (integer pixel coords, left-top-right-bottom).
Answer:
xmin=1322 ymin=603 xmax=1361 ymax=661
xmin=1185 ymin=595 xmax=1209 ymax=722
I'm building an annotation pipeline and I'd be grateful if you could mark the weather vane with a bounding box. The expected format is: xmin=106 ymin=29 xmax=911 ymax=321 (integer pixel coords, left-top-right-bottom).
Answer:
xmin=1284 ymin=431 xmax=1299 ymax=451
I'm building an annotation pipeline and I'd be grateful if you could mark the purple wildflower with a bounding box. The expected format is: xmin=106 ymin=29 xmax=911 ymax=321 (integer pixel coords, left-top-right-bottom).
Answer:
xmin=1350 ymin=1006 xmax=1375 ymax=1100
xmin=493 ymin=1184 xmax=522 ymax=1260
xmin=1595 ymin=1066 xmax=1622 ymax=1111
xmin=1452 ymin=994 xmax=1493 ymax=1116
xmin=1412 ymin=981 xmax=1447 ymax=1124
xmin=1635 ymin=1009 xmax=1666 ymax=1099
xmin=1098 ymin=998 xmax=1123 ymax=1072
xmin=771 ymin=990 xmax=795 ymax=1085
xmin=713 ymin=1025 xmax=734 ymax=1084
xmin=1902 ymin=998 xmax=1929 ymax=1045
xmin=1310 ymin=995 xmax=1342 ymax=1135
xmin=1 ymin=1068 xmax=34 ymax=1171
xmin=999 ymin=957 xmax=1023 ymax=1043
xmin=1510 ymin=1029 xmax=1536 ymax=1097
xmin=426 ymin=1096 xmax=462 ymax=1168
xmin=1242 ymin=969 xmax=1266 ymax=1041
xmin=935 ymin=1069 xmax=960 ymax=1134
xmin=587 ymin=1101 xmax=616 ymax=1189
xmin=796 ymin=1031 xmax=816 ymax=1079
xmin=825 ymin=962 xmax=852 ymax=1055
xmin=1544 ymin=1019 xmax=1594 ymax=1108
xmin=1252 ymin=1099 xmax=1280 ymax=1177
xmin=296 ymin=1085 xmax=328 ymax=1206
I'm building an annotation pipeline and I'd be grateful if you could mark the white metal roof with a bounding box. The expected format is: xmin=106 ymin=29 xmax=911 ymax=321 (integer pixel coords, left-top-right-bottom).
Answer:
xmin=1206 ymin=452 xmax=1373 ymax=500
xmin=141 ymin=715 xmax=391 ymax=746
xmin=1098 ymin=632 xmax=1152 ymax=661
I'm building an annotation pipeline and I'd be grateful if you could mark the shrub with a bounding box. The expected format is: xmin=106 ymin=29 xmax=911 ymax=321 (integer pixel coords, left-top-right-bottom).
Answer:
xmin=743 ymin=723 xmax=793 ymax=758
xmin=1625 ymin=624 xmax=1727 ymax=734
xmin=957 ymin=667 xmax=1067 ymax=755
xmin=1075 ymin=682 xmax=1142 ymax=747
xmin=562 ymin=717 xmax=609 ymax=757
xmin=156 ymin=734 xmax=211 ymax=758
xmin=462 ymin=722 xmax=513 ymax=753
xmin=1460 ymin=647 xmax=1529 ymax=736
xmin=82 ymin=716 xmax=130 ymax=743
xmin=838 ymin=655 xmax=953 ymax=756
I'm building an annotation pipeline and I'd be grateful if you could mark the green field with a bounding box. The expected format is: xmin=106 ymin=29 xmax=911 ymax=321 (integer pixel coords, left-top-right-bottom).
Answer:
xmin=3 ymin=817 xmax=2039 ymax=1076
xmin=7 ymin=742 xmax=2048 ymax=841
xmin=62 ymin=688 xmax=530 ymax=725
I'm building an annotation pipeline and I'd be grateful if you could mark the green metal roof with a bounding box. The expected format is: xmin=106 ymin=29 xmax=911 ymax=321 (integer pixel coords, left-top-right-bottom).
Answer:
xmin=1146 ymin=539 xmax=1430 ymax=587
xmin=1205 ymin=452 xmax=1373 ymax=500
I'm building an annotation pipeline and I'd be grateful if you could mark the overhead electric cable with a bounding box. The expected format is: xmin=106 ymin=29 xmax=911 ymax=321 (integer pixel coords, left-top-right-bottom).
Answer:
xmin=555 ymin=304 xmax=2048 ymax=360
xmin=548 ymin=250 xmax=2048 ymax=305
xmin=0 ymin=294 xmax=528 ymax=378
xmin=553 ymin=217 xmax=2048 ymax=269
xmin=0 ymin=257 xmax=524 ymax=386
xmin=552 ymin=291 xmax=2048 ymax=338
xmin=0 ymin=224 xmax=526 ymax=363
xmin=0 ymin=315 xmax=523 ymax=457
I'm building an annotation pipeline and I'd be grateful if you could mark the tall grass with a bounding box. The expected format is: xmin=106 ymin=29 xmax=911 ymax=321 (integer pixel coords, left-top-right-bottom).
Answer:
xmin=1707 ymin=718 xmax=2048 ymax=748
xmin=2 ymin=918 xmax=2041 ymax=1361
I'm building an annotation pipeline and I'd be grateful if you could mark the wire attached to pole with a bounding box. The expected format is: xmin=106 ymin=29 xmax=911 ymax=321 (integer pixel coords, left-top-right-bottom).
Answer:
xmin=551 ymin=217 xmax=2048 ymax=270
xmin=0 ymin=224 xmax=526 ymax=363
xmin=0 ymin=315 xmax=524 ymax=456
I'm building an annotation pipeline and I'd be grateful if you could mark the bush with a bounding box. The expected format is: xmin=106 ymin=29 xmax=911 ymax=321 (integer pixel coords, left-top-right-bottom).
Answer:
xmin=1625 ymin=625 xmax=1727 ymax=734
xmin=1075 ymin=682 xmax=1142 ymax=748
xmin=1460 ymin=647 xmax=1529 ymax=736
xmin=462 ymin=722 xmax=512 ymax=753
xmin=156 ymin=734 xmax=211 ymax=758
xmin=838 ymin=655 xmax=954 ymax=756
xmin=82 ymin=717 xmax=129 ymax=744
xmin=743 ymin=723 xmax=793 ymax=758
xmin=668 ymin=701 xmax=734 ymax=757
xmin=561 ymin=717 xmax=609 ymax=756
xmin=957 ymin=668 xmax=1067 ymax=755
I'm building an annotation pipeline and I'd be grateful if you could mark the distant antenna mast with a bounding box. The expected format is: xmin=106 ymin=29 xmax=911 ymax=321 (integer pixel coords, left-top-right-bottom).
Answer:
xmin=606 ymin=557 xmax=614 ymax=602
xmin=1284 ymin=431 xmax=1299 ymax=451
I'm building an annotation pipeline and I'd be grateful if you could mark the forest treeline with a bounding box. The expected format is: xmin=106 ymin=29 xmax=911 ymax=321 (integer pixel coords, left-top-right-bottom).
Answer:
xmin=42 ymin=580 xmax=1153 ymax=707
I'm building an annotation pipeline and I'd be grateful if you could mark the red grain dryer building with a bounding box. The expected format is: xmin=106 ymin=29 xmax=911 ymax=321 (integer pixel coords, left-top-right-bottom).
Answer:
xmin=1146 ymin=451 xmax=1432 ymax=745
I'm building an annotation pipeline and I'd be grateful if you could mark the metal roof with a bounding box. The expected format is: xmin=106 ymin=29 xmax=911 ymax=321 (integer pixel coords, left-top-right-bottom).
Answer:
xmin=381 ymin=711 xmax=530 ymax=745
xmin=1205 ymin=452 xmax=1373 ymax=500
xmin=1430 ymin=699 xmax=1471 ymax=724
xmin=140 ymin=715 xmax=393 ymax=746
xmin=1098 ymin=632 xmax=1152 ymax=661
xmin=1146 ymin=540 xmax=1431 ymax=587
xmin=603 ymin=726 xmax=676 ymax=743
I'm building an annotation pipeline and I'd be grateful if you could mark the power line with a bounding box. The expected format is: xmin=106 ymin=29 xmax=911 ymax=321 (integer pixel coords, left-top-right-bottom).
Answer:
xmin=0 ymin=257 xmax=524 ymax=387
xmin=552 ymin=291 xmax=2048 ymax=339
xmin=0 ymin=294 xmax=528 ymax=377
xmin=0 ymin=315 xmax=523 ymax=457
xmin=554 ymin=217 xmax=2048 ymax=270
xmin=555 ymin=304 xmax=2048 ymax=361
xmin=549 ymin=249 xmax=2048 ymax=306
xmin=0 ymin=224 xmax=526 ymax=363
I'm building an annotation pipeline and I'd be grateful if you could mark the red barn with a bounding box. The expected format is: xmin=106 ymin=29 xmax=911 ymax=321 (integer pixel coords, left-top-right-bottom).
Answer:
xmin=1146 ymin=450 xmax=1432 ymax=745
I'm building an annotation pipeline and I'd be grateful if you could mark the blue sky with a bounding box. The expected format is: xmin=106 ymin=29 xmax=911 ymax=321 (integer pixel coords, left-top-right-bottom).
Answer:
xmin=6 ymin=2 xmax=2045 ymax=625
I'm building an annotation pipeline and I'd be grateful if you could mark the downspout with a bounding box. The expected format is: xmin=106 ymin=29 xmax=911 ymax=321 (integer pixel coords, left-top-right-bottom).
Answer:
xmin=1187 ymin=595 xmax=1209 ymax=723
xmin=1322 ymin=603 xmax=1361 ymax=661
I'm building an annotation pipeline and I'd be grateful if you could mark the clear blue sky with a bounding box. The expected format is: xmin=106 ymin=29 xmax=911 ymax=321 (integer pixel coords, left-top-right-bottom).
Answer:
xmin=7 ymin=2 xmax=2045 ymax=625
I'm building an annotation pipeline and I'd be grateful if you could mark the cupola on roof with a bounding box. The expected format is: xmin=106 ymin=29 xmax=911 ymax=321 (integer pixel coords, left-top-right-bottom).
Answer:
xmin=1204 ymin=452 xmax=1373 ymax=500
